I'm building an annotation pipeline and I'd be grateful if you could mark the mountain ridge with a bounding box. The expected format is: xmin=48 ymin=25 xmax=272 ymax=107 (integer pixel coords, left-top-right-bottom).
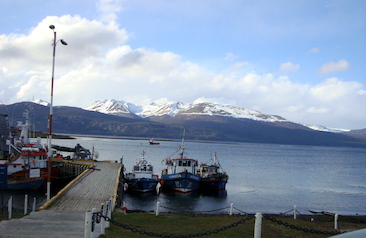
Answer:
xmin=85 ymin=99 xmax=349 ymax=132
xmin=1 ymin=101 xmax=364 ymax=148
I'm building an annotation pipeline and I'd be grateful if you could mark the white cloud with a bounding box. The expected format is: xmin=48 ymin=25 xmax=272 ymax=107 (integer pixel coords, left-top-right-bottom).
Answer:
xmin=279 ymin=62 xmax=300 ymax=73
xmin=0 ymin=14 xmax=365 ymax=130
xmin=224 ymin=52 xmax=240 ymax=61
xmin=96 ymin=0 xmax=123 ymax=24
xmin=318 ymin=59 xmax=350 ymax=75
xmin=308 ymin=47 xmax=320 ymax=54
xmin=307 ymin=107 xmax=329 ymax=114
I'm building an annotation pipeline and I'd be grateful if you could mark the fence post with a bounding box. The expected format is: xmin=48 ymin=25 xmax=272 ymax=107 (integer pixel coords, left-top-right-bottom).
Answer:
xmin=334 ymin=214 xmax=339 ymax=230
xmin=100 ymin=203 xmax=105 ymax=236
xmin=84 ymin=210 xmax=92 ymax=238
xmin=156 ymin=201 xmax=160 ymax=216
xmin=91 ymin=208 xmax=97 ymax=238
xmin=254 ymin=212 xmax=262 ymax=238
xmin=109 ymin=197 xmax=113 ymax=212
xmin=293 ymin=205 xmax=297 ymax=220
xmin=32 ymin=197 xmax=36 ymax=212
xmin=105 ymin=200 xmax=110 ymax=228
xmin=8 ymin=196 xmax=12 ymax=220
xmin=24 ymin=194 xmax=28 ymax=215
xmin=229 ymin=203 xmax=233 ymax=216
xmin=122 ymin=201 xmax=127 ymax=214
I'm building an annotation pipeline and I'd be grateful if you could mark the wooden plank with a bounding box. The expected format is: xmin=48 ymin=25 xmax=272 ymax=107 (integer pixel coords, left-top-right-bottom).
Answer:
xmin=47 ymin=162 xmax=121 ymax=211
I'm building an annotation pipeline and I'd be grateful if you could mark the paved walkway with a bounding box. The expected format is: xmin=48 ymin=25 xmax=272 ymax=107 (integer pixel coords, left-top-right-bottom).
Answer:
xmin=0 ymin=210 xmax=86 ymax=238
xmin=0 ymin=161 xmax=122 ymax=238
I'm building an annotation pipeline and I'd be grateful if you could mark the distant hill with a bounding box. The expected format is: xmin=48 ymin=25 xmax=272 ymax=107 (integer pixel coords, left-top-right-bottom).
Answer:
xmin=0 ymin=101 xmax=365 ymax=148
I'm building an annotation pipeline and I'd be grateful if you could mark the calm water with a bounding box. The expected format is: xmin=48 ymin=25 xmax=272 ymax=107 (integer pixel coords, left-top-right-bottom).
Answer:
xmin=3 ymin=137 xmax=366 ymax=215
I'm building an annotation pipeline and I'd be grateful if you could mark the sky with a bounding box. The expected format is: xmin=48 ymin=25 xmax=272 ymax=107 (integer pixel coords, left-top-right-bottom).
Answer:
xmin=0 ymin=0 xmax=365 ymax=130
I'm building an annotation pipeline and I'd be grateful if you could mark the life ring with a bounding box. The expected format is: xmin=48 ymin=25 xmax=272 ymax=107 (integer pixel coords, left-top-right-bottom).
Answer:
xmin=9 ymin=154 xmax=17 ymax=162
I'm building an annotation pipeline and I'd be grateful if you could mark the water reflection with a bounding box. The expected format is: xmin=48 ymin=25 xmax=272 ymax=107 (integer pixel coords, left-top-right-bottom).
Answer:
xmin=122 ymin=189 xmax=229 ymax=213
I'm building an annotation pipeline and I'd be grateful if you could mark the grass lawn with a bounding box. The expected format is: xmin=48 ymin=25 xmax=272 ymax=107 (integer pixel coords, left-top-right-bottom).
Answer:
xmin=101 ymin=209 xmax=366 ymax=238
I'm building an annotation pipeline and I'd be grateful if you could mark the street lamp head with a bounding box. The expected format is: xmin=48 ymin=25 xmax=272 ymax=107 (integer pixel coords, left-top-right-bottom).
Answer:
xmin=49 ymin=25 xmax=55 ymax=30
xmin=60 ymin=39 xmax=68 ymax=45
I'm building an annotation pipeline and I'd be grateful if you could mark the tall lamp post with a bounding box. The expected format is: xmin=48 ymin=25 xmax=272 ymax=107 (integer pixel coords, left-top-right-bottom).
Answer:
xmin=47 ymin=25 xmax=67 ymax=201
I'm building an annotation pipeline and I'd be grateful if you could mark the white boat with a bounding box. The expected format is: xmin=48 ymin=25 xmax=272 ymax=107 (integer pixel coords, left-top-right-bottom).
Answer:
xmin=124 ymin=151 xmax=159 ymax=193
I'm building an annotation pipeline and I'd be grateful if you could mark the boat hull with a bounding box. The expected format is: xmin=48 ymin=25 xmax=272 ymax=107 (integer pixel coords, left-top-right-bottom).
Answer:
xmin=160 ymin=172 xmax=201 ymax=193
xmin=6 ymin=177 xmax=46 ymax=190
xmin=0 ymin=165 xmax=60 ymax=191
xmin=126 ymin=178 xmax=159 ymax=193
xmin=201 ymin=177 xmax=228 ymax=190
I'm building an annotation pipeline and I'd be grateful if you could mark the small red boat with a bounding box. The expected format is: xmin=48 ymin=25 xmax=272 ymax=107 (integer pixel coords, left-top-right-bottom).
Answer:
xmin=149 ymin=139 xmax=160 ymax=145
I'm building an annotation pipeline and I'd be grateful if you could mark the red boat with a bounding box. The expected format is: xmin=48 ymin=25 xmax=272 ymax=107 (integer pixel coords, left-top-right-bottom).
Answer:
xmin=0 ymin=108 xmax=60 ymax=190
xmin=149 ymin=139 xmax=160 ymax=145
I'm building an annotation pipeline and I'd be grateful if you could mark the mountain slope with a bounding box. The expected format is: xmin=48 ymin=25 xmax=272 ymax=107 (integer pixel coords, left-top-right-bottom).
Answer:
xmin=1 ymin=101 xmax=365 ymax=148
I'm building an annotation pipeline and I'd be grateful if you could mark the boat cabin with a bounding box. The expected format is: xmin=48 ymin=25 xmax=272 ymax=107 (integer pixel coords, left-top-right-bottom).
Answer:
xmin=133 ymin=163 xmax=153 ymax=173
xmin=200 ymin=164 xmax=219 ymax=177
xmin=125 ymin=158 xmax=155 ymax=180
xmin=165 ymin=158 xmax=198 ymax=174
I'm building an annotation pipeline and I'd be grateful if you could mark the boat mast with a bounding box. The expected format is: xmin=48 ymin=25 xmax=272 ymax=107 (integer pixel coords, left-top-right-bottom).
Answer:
xmin=179 ymin=128 xmax=186 ymax=158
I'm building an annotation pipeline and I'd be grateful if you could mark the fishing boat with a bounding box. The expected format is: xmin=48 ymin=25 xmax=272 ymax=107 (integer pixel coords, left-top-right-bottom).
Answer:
xmin=160 ymin=130 xmax=201 ymax=193
xmin=0 ymin=108 xmax=60 ymax=190
xmin=199 ymin=152 xmax=228 ymax=191
xmin=124 ymin=151 xmax=159 ymax=193
xmin=149 ymin=138 xmax=160 ymax=145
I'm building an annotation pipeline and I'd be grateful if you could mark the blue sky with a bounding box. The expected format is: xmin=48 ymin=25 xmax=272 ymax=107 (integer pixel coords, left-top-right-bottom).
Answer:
xmin=0 ymin=0 xmax=365 ymax=129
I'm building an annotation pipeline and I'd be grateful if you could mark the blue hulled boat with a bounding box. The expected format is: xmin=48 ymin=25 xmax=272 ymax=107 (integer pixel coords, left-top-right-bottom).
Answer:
xmin=199 ymin=153 xmax=228 ymax=191
xmin=125 ymin=151 xmax=159 ymax=193
xmin=160 ymin=131 xmax=201 ymax=193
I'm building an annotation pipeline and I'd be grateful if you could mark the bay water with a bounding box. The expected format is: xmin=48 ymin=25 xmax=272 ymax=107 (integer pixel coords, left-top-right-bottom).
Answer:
xmin=3 ymin=136 xmax=366 ymax=216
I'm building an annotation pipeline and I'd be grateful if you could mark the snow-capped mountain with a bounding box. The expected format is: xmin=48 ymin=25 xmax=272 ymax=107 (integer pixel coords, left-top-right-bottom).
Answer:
xmin=33 ymin=99 xmax=49 ymax=106
xmin=305 ymin=124 xmax=350 ymax=133
xmin=177 ymin=103 xmax=287 ymax=122
xmin=85 ymin=99 xmax=142 ymax=117
xmin=85 ymin=99 xmax=288 ymax=123
xmin=138 ymin=101 xmax=189 ymax=118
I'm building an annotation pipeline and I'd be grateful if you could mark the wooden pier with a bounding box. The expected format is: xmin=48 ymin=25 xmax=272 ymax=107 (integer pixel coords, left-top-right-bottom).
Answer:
xmin=0 ymin=160 xmax=123 ymax=238
xmin=42 ymin=161 xmax=122 ymax=211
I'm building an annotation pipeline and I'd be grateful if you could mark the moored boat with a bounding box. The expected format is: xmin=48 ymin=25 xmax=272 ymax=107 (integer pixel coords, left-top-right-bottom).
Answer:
xmin=149 ymin=138 xmax=160 ymax=145
xmin=160 ymin=130 xmax=201 ymax=193
xmin=0 ymin=108 xmax=60 ymax=190
xmin=199 ymin=152 xmax=228 ymax=191
xmin=125 ymin=151 xmax=159 ymax=193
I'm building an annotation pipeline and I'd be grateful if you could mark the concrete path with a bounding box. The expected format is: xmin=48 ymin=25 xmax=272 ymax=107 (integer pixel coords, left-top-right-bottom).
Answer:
xmin=0 ymin=161 xmax=121 ymax=237
xmin=0 ymin=210 xmax=90 ymax=238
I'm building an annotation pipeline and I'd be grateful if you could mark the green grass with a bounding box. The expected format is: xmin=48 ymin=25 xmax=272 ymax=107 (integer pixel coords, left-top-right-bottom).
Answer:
xmin=0 ymin=209 xmax=26 ymax=221
xmin=101 ymin=209 xmax=366 ymax=238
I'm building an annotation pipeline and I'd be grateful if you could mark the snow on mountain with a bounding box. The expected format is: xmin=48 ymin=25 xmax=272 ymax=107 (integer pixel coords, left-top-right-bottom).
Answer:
xmin=33 ymin=99 xmax=49 ymax=106
xmin=305 ymin=124 xmax=350 ymax=133
xmin=85 ymin=99 xmax=287 ymax=123
xmin=85 ymin=99 xmax=142 ymax=116
xmin=138 ymin=101 xmax=190 ymax=118
xmin=179 ymin=103 xmax=287 ymax=122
